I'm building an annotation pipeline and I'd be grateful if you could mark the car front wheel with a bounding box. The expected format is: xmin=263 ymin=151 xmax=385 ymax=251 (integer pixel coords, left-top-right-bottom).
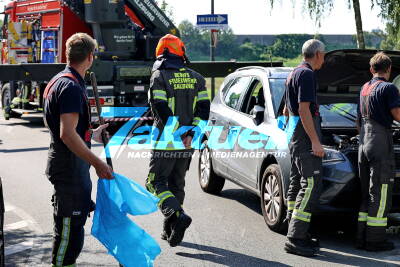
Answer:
xmin=198 ymin=141 xmax=225 ymax=194
xmin=260 ymin=164 xmax=286 ymax=233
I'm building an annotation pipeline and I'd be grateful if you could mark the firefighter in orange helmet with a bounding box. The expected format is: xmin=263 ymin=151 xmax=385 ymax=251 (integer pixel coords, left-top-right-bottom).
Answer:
xmin=146 ymin=34 xmax=210 ymax=247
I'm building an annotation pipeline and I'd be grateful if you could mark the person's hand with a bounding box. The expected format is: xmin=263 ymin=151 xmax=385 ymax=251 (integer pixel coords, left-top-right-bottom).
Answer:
xmin=92 ymin=123 xmax=109 ymax=143
xmin=312 ymin=141 xmax=325 ymax=158
xmin=183 ymin=136 xmax=192 ymax=149
xmin=94 ymin=160 xmax=114 ymax=179
xmin=283 ymin=105 xmax=289 ymax=117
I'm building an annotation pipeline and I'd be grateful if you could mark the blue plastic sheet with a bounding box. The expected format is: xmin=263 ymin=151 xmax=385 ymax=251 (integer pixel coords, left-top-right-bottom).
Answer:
xmin=92 ymin=173 xmax=161 ymax=267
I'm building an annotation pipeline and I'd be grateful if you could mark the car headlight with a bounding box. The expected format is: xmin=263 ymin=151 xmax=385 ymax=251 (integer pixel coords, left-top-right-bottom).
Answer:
xmin=323 ymin=149 xmax=345 ymax=163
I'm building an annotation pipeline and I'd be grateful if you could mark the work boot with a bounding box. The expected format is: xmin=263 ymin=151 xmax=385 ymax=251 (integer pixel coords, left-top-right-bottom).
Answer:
xmin=306 ymin=234 xmax=320 ymax=249
xmin=168 ymin=212 xmax=192 ymax=247
xmin=284 ymin=238 xmax=316 ymax=257
xmin=365 ymin=240 xmax=395 ymax=252
xmin=161 ymin=216 xmax=175 ymax=241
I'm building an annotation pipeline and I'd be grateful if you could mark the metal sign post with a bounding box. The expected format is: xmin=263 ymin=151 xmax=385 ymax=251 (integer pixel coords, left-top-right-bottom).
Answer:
xmin=196 ymin=2 xmax=229 ymax=101
xmin=210 ymin=0 xmax=215 ymax=101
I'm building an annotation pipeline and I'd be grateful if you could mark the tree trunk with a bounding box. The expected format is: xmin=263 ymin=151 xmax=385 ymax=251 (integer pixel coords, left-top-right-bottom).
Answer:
xmin=352 ymin=0 xmax=365 ymax=49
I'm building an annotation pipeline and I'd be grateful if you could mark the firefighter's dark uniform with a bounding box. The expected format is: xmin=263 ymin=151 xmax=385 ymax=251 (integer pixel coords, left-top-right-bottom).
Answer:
xmin=357 ymin=77 xmax=400 ymax=245
xmin=43 ymin=66 xmax=93 ymax=267
xmin=146 ymin=55 xmax=210 ymax=220
xmin=285 ymin=62 xmax=323 ymax=240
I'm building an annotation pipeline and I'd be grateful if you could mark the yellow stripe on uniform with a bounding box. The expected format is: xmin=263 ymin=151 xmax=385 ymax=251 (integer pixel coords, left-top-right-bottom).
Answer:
xmin=153 ymin=90 xmax=167 ymax=101
xmin=146 ymin=173 xmax=156 ymax=194
xmin=287 ymin=201 xmax=295 ymax=211
xmin=358 ymin=212 xmax=367 ymax=222
xmin=197 ymin=90 xmax=210 ymax=101
xmin=367 ymin=216 xmax=387 ymax=227
xmin=293 ymin=209 xmax=311 ymax=222
xmin=299 ymin=177 xmax=314 ymax=211
xmin=157 ymin=191 xmax=175 ymax=207
xmin=168 ymin=97 xmax=175 ymax=114
xmin=192 ymin=117 xmax=201 ymax=126
xmin=55 ymin=218 xmax=71 ymax=267
xmin=377 ymin=184 xmax=388 ymax=218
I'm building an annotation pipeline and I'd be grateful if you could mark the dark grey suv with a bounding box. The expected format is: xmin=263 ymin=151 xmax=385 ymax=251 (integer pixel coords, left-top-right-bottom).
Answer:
xmin=198 ymin=49 xmax=400 ymax=232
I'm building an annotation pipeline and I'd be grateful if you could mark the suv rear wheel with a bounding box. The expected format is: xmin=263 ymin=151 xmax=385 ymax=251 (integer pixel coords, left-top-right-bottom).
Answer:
xmin=198 ymin=141 xmax=225 ymax=194
xmin=260 ymin=164 xmax=286 ymax=233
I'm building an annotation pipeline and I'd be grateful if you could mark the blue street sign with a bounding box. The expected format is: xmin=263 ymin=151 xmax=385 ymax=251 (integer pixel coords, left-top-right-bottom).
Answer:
xmin=197 ymin=14 xmax=228 ymax=30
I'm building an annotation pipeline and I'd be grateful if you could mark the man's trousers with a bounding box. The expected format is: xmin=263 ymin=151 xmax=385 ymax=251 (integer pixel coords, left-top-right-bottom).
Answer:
xmin=286 ymin=116 xmax=323 ymax=240
xmin=52 ymin=215 xmax=88 ymax=267
xmin=357 ymin=119 xmax=394 ymax=243
xmin=146 ymin=152 xmax=192 ymax=218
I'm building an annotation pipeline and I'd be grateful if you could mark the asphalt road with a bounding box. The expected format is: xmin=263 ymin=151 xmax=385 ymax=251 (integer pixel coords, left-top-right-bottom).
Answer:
xmin=1 ymin=115 xmax=400 ymax=267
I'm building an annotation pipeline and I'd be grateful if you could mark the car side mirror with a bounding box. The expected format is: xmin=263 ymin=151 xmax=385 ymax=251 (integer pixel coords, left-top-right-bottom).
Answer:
xmin=252 ymin=105 xmax=264 ymax=125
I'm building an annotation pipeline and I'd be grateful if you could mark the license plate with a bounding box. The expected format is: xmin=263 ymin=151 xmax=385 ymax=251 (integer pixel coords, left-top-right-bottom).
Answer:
xmin=134 ymin=86 xmax=145 ymax=92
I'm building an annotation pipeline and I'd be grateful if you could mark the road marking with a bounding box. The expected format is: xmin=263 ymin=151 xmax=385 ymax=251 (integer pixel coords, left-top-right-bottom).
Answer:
xmin=5 ymin=240 xmax=34 ymax=256
xmin=5 ymin=204 xmax=15 ymax=212
xmin=4 ymin=220 xmax=29 ymax=231
xmin=4 ymin=202 xmax=45 ymax=264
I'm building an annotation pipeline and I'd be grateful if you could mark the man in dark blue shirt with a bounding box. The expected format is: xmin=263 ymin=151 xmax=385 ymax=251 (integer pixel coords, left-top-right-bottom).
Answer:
xmin=44 ymin=33 xmax=113 ymax=267
xmin=356 ymin=52 xmax=400 ymax=252
xmin=283 ymin=39 xmax=325 ymax=257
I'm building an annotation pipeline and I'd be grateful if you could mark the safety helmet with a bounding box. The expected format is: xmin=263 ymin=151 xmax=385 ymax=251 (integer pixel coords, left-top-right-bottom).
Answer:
xmin=155 ymin=34 xmax=186 ymax=58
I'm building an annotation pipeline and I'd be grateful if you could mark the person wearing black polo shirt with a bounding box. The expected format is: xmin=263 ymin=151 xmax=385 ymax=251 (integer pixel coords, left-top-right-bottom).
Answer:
xmin=356 ymin=52 xmax=400 ymax=252
xmin=43 ymin=33 xmax=113 ymax=267
xmin=283 ymin=39 xmax=325 ymax=257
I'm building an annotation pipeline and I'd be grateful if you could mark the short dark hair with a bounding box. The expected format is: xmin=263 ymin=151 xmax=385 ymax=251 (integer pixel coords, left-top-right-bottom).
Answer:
xmin=370 ymin=52 xmax=392 ymax=73
xmin=65 ymin=33 xmax=97 ymax=64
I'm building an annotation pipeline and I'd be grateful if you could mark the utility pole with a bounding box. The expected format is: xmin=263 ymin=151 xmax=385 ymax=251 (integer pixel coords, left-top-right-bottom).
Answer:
xmin=210 ymin=0 xmax=215 ymax=100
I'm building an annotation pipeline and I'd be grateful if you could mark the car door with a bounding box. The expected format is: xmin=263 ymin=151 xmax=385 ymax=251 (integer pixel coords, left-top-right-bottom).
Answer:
xmin=227 ymin=77 xmax=267 ymax=188
xmin=210 ymin=75 xmax=253 ymax=175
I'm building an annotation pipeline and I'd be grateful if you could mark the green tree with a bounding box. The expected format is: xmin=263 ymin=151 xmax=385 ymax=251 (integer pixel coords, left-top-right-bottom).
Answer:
xmin=178 ymin=20 xmax=239 ymax=61
xmin=156 ymin=0 xmax=175 ymax=23
xmin=373 ymin=0 xmax=400 ymax=50
xmin=268 ymin=34 xmax=315 ymax=58
xmin=268 ymin=0 xmax=366 ymax=49
xmin=178 ymin=20 xmax=208 ymax=60
xmin=215 ymin=28 xmax=238 ymax=60
xmin=238 ymin=42 xmax=264 ymax=61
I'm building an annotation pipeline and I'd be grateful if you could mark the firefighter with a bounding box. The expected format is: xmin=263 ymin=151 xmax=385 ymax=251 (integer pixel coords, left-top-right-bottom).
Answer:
xmin=146 ymin=34 xmax=210 ymax=247
xmin=43 ymin=33 xmax=113 ymax=267
xmin=283 ymin=39 xmax=325 ymax=257
xmin=356 ymin=52 xmax=400 ymax=251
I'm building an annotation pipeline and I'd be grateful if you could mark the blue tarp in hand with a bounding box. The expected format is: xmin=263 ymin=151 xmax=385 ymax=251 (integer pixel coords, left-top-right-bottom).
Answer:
xmin=92 ymin=173 xmax=161 ymax=267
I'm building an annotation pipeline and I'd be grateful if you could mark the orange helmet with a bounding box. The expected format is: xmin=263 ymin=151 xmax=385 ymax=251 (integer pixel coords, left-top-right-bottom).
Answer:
xmin=155 ymin=34 xmax=186 ymax=58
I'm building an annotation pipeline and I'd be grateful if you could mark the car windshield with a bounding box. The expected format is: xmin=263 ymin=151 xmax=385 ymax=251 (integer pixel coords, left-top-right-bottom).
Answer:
xmin=269 ymin=78 xmax=286 ymax=114
xmin=320 ymin=103 xmax=400 ymax=128
xmin=319 ymin=103 xmax=357 ymax=128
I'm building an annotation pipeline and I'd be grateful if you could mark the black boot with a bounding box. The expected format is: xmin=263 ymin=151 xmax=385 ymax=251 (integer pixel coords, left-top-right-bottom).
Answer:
xmin=365 ymin=240 xmax=395 ymax=252
xmin=161 ymin=216 xmax=175 ymax=241
xmin=306 ymin=234 xmax=320 ymax=249
xmin=168 ymin=212 xmax=192 ymax=247
xmin=284 ymin=238 xmax=317 ymax=257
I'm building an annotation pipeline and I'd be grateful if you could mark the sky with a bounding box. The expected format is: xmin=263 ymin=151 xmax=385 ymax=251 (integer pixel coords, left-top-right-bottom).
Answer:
xmin=0 ymin=0 xmax=386 ymax=35
xmin=165 ymin=0 xmax=385 ymax=35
